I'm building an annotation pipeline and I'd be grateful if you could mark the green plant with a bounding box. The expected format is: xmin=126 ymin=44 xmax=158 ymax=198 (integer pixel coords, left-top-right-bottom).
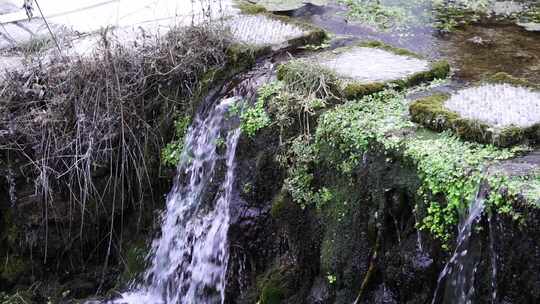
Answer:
xmin=326 ymin=273 xmax=337 ymax=284
xmin=338 ymin=0 xmax=410 ymax=30
xmin=0 ymin=292 xmax=30 ymax=304
xmin=161 ymin=116 xmax=191 ymax=167
xmin=314 ymin=88 xmax=520 ymax=245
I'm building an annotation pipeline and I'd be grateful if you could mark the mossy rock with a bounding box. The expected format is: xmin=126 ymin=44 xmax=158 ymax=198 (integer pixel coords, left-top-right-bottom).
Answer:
xmin=233 ymin=1 xmax=268 ymax=14
xmin=256 ymin=264 xmax=299 ymax=304
xmin=484 ymin=72 xmax=540 ymax=90
xmin=0 ymin=255 xmax=29 ymax=284
xmin=278 ymin=41 xmax=450 ymax=100
xmin=118 ymin=241 xmax=148 ymax=286
xmin=410 ymin=75 xmax=540 ymax=147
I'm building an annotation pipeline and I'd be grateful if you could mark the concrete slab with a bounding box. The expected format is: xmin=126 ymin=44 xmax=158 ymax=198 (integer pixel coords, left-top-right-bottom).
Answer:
xmin=445 ymin=84 xmax=540 ymax=129
xmin=318 ymin=46 xmax=430 ymax=84
xmin=228 ymin=15 xmax=306 ymax=46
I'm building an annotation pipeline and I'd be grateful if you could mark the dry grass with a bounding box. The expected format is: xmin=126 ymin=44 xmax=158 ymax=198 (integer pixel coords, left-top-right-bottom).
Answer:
xmin=0 ymin=24 xmax=231 ymax=265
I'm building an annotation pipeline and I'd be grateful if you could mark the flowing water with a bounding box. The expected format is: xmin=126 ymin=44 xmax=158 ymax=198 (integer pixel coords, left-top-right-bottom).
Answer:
xmin=106 ymin=63 xmax=272 ymax=304
xmin=431 ymin=186 xmax=491 ymax=304
xmin=114 ymin=97 xmax=240 ymax=304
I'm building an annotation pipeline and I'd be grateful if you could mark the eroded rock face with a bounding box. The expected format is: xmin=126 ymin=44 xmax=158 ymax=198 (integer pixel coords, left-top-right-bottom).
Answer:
xmin=226 ymin=138 xmax=540 ymax=303
xmin=445 ymin=84 xmax=540 ymax=129
xmin=318 ymin=47 xmax=430 ymax=84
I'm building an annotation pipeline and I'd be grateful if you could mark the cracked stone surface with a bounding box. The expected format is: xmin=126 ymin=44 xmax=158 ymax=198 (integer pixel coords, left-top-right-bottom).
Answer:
xmin=318 ymin=47 xmax=430 ymax=84
xmin=445 ymin=83 xmax=540 ymax=129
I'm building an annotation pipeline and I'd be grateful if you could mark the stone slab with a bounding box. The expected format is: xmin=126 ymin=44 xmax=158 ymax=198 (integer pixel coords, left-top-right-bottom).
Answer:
xmin=445 ymin=84 xmax=540 ymax=129
xmin=228 ymin=15 xmax=307 ymax=46
xmin=318 ymin=46 xmax=430 ymax=84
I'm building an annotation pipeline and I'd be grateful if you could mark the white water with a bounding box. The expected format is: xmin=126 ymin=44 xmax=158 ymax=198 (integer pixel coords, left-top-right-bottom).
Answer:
xmin=431 ymin=187 xmax=487 ymax=304
xmin=114 ymin=97 xmax=240 ymax=304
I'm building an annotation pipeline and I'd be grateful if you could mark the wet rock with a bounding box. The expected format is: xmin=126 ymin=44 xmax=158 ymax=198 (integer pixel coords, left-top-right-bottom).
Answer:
xmin=512 ymin=50 xmax=536 ymax=62
xmin=444 ymin=84 xmax=540 ymax=129
xmin=466 ymin=36 xmax=495 ymax=47
xmin=249 ymin=0 xmax=328 ymax=12
xmin=489 ymin=1 xmax=525 ymax=16
xmin=373 ymin=284 xmax=397 ymax=304
xmin=307 ymin=276 xmax=331 ymax=304
xmin=517 ymin=22 xmax=540 ymax=32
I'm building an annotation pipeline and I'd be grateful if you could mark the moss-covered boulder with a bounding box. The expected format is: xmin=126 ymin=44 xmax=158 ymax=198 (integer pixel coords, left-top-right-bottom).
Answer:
xmin=277 ymin=41 xmax=449 ymax=100
xmin=410 ymin=73 xmax=540 ymax=147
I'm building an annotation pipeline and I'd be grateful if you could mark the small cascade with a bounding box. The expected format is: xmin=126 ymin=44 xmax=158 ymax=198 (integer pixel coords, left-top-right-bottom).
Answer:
xmin=431 ymin=186 xmax=489 ymax=304
xmin=109 ymin=64 xmax=272 ymax=304
xmin=488 ymin=214 xmax=498 ymax=304
xmin=116 ymin=97 xmax=240 ymax=304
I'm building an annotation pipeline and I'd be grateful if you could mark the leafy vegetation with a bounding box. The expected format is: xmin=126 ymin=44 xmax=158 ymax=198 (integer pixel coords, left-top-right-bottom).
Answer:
xmin=161 ymin=116 xmax=191 ymax=167
xmin=338 ymin=0 xmax=411 ymax=30
xmin=238 ymin=82 xmax=280 ymax=137
xmin=264 ymin=80 xmax=535 ymax=245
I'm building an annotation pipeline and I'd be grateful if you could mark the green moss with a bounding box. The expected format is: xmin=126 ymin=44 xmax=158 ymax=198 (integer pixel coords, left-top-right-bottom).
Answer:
xmin=0 ymin=256 xmax=29 ymax=283
xmin=119 ymin=241 xmax=147 ymax=285
xmin=342 ymin=82 xmax=386 ymax=100
xmin=260 ymin=285 xmax=284 ymax=304
xmin=256 ymin=265 xmax=295 ymax=304
xmin=409 ymin=93 xmax=457 ymax=132
xmin=357 ymin=40 xmax=422 ymax=59
xmin=233 ymin=0 xmax=268 ymax=14
xmin=485 ymin=72 xmax=540 ymax=90
xmin=409 ymin=90 xmax=539 ymax=147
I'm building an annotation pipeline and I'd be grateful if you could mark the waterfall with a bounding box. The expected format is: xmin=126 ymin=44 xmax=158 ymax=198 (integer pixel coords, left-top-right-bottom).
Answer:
xmin=114 ymin=97 xmax=241 ymax=304
xmin=431 ymin=186 xmax=489 ymax=304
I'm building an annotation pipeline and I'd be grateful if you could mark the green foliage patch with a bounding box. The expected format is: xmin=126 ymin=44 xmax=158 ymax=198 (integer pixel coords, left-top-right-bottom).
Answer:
xmin=161 ymin=116 xmax=191 ymax=167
